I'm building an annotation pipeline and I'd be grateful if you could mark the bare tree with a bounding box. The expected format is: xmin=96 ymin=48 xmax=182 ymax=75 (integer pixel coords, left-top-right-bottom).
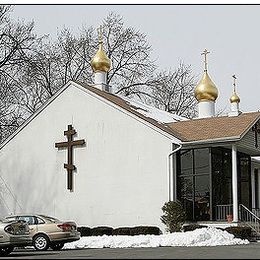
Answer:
xmin=51 ymin=13 xmax=196 ymax=118
xmin=143 ymin=63 xmax=197 ymax=119
xmin=103 ymin=13 xmax=155 ymax=96
xmin=43 ymin=13 xmax=155 ymax=97
xmin=0 ymin=5 xmax=42 ymax=141
xmin=0 ymin=9 xmax=199 ymax=143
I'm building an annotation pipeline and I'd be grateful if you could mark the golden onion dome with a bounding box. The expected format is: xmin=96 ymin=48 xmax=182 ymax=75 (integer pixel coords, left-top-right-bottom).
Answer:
xmin=91 ymin=42 xmax=111 ymax=73
xmin=230 ymin=92 xmax=240 ymax=103
xmin=230 ymin=75 xmax=240 ymax=103
xmin=194 ymin=71 xmax=219 ymax=102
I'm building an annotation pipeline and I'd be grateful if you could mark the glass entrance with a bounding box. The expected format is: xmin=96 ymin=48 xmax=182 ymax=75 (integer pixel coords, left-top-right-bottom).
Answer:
xmin=177 ymin=148 xmax=211 ymax=221
xmin=255 ymin=169 xmax=259 ymax=208
xmin=211 ymin=148 xmax=232 ymax=219
xmin=238 ymin=154 xmax=251 ymax=208
xmin=177 ymin=147 xmax=252 ymax=221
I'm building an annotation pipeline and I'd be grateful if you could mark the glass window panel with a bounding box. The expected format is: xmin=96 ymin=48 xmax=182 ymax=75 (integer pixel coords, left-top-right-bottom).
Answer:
xmin=194 ymin=175 xmax=210 ymax=221
xmin=240 ymin=157 xmax=249 ymax=182
xmin=255 ymin=170 xmax=259 ymax=208
xmin=180 ymin=150 xmax=192 ymax=175
xmin=223 ymin=150 xmax=232 ymax=179
xmin=194 ymin=149 xmax=210 ymax=175
xmin=177 ymin=176 xmax=194 ymax=221
xmin=212 ymin=148 xmax=232 ymax=206
xmin=241 ymin=181 xmax=250 ymax=207
xmin=177 ymin=176 xmax=193 ymax=199
xmin=238 ymin=153 xmax=251 ymax=208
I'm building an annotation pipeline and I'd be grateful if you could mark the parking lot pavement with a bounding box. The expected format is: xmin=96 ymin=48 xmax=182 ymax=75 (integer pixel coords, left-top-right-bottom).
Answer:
xmin=3 ymin=242 xmax=260 ymax=259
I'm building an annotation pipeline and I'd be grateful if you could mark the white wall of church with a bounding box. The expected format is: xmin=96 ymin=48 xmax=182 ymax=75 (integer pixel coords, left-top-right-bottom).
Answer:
xmin=0 ymin=83 xmax=175 ymax=232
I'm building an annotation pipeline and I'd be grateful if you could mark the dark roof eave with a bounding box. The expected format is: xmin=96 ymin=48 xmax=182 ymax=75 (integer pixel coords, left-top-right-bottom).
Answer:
xmin=180 ymin=136 xmax=241 ymax=146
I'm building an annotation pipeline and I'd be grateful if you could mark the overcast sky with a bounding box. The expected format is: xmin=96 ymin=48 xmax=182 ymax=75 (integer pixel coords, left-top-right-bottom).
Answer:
xmin=11 ymin=4 xmax=260 ymax=114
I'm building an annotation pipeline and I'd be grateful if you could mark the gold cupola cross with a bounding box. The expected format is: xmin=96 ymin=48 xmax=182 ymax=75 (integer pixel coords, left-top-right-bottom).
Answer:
xmin=201 ymin=49 xmax=210 ymax=72
xmin=232 ymin=74 xmax=237 ymax=92
xmin=55 ymin=125 xmax=85 ymax=191
xmin=98 ymin=25 xmax=103 ymax=44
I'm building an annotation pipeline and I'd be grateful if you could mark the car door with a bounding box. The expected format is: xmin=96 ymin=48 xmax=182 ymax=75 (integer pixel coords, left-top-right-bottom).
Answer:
xmin=17 ymin=216 xmax=37 ymax=236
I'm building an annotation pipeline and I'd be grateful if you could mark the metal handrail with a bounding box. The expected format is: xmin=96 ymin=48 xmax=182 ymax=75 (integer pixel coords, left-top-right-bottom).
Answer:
xmin=252 ymin=208 xmax=260 ymax=218
xmin=215 ymin=204 xmax=233 ymax=221
xmin=239 ymin=204 xmax=260 ymax=235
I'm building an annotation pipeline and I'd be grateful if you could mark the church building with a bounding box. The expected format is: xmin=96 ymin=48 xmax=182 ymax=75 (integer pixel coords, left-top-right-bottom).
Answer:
xmin=0 ymin=32 xmax=260 ymax=232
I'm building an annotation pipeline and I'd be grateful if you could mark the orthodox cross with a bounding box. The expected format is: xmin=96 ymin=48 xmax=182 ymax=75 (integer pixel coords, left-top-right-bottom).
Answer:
xmin=232 ymin=75 xmax=237 ymax=93
xmin=201 ymin=49 xmax=210 ymax=72
xmin=98 ymin=25 xmax=103 ymax=44
xmin=55 ymin=125 xmax=85 ymax=191
xmin=252 ymin=122 xmax=260 ymax=148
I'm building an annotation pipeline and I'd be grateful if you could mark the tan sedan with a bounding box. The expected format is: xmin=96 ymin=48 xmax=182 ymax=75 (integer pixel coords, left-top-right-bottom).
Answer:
xmin=0 ymin=217 xmax=31 ymax=256
xmin=5 ymin=214 xmax=80 ymax=251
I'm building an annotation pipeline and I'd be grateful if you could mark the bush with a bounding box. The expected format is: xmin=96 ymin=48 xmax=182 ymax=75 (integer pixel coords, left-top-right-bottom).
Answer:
xmin=130 ymin=226 xmax=161 ymax=236
xmin=161 ymin=200 xmax=186 ymax=232
xmin=91 ymin=226 xmax=114 ymax=236
xmin=225 ymin=226 xmax=252 ymax=240
xmin=182 ymin=224 xmax=208 ymax=232
xmin=112 ymin=227 xmax=131 ymax=236
xmin=77 ymin=226 xmax=92 ymax=237
xmin=77 ymin=225 xmax=162 ymax=236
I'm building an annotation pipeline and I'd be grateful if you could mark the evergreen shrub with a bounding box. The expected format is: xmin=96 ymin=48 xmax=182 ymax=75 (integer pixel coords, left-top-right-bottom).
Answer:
xmin=78 ymin=226 xmax=161 ymax=236
xmin=112 ymin=227 xmax=131 ymax=236
xmin=77 ymin=226 xmax=92 ymax=236
xmin=91 ymin=226 xmax=114 ymax=236
xmin=161 ymin=200 xmax=186 ymax=232
xmin=225 ymin=226 xmax=252 ymax=240
xmin=130 ymin=226 xmax=161 ymax=236
xmin=182 ymin=224 xmax=208 ymax=232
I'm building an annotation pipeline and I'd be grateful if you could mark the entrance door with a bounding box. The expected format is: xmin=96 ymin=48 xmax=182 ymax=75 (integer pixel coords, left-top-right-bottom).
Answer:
xmin=238 ymin=154 xmax=252 ymax=209
xmin=255 ymin=169 xmax=259 ymax=208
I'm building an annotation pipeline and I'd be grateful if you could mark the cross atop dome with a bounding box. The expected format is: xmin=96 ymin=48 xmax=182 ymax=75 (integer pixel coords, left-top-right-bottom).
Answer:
xmin=90 ymin=25 xmax=112 ymax=91
xmin=230 ymin=74 xmax=240 ymax=104
xmin=194 ymin=49 xmax=218 ymax=118
xmin=201 ymin=49 xmax=210 ymax=72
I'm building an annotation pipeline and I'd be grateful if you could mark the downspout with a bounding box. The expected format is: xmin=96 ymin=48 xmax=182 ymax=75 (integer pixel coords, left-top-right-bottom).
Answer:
xmin=168 ymin=143 xmax=182 ymax=201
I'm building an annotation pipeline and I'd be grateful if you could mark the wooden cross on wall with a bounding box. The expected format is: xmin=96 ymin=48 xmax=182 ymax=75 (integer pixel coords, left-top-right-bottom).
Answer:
xmin=55 ymin=125 xmax=85 ymax=191
xmin=252 ymin=122 xmax=260 ymax=148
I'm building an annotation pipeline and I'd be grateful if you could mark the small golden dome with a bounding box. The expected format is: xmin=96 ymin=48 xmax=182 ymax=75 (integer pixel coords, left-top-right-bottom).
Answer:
xmin=194 ymin=71 xmax=218 ymax=102
xmin=230 ymin=92 xmax=240 ymax=103
xmin=91 ymin=43 xmax=111 ymax=73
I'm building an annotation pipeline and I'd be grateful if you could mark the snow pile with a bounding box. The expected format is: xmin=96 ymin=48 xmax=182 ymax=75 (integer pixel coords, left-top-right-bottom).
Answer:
xmin=121 ymin=96 xmax=187 ymax=123
xmin=63 ymin=227 xmax=249 ymax=249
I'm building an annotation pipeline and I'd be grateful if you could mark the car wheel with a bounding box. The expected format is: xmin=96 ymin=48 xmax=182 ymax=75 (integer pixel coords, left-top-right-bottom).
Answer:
xmin=50 ymin=242 xmax=64 ymax=251
xmin=33 ymin=234 xmax=50 ymax=251
xmin=0 ymin=246 xmax=14 ymax=256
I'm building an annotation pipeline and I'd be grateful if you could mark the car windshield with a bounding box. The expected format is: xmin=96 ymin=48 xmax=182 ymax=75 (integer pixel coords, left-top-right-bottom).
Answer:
xmin=39 ymin=215 xmax=60 ymax=223
xmin=0 ymin=217 xmax=14 ymax=223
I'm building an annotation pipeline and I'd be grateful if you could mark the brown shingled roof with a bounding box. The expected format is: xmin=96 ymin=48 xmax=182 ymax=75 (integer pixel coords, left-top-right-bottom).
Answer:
xmin=166 ymin=112 xmax=260 ymax=142
xmin=81 ymin=83 xmax=260 ymax=144
xmin=82 ymin=84 xmax=183 ymax=138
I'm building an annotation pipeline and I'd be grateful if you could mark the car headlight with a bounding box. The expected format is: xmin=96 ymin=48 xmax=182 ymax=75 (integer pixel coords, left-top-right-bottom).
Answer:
xmin=4 ymin=223 xmax=29 ymax=235
xmin=4 ymin=225 xmax=15 ymax=235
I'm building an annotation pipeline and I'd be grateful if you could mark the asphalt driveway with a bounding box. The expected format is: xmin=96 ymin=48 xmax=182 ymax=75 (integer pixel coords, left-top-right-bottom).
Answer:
xmin=2 ymin=242 xmax=260 ymax=259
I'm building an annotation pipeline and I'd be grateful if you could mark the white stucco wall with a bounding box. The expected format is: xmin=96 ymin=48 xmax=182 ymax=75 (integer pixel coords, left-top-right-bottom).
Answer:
xmin=0 ymin=83 xmax=174 ymax=231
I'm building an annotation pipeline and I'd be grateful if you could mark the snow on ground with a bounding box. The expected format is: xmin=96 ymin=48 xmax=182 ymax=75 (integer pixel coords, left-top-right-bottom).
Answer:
xmin=64 ymin=227 xmax=249 ymax=249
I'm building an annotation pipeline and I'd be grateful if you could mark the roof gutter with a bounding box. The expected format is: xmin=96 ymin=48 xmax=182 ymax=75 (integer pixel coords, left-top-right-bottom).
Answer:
xmin=168 ymin=143 xmax=182 ymax=202
xmin=180 ymin=135 xmax=241 ymax=146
